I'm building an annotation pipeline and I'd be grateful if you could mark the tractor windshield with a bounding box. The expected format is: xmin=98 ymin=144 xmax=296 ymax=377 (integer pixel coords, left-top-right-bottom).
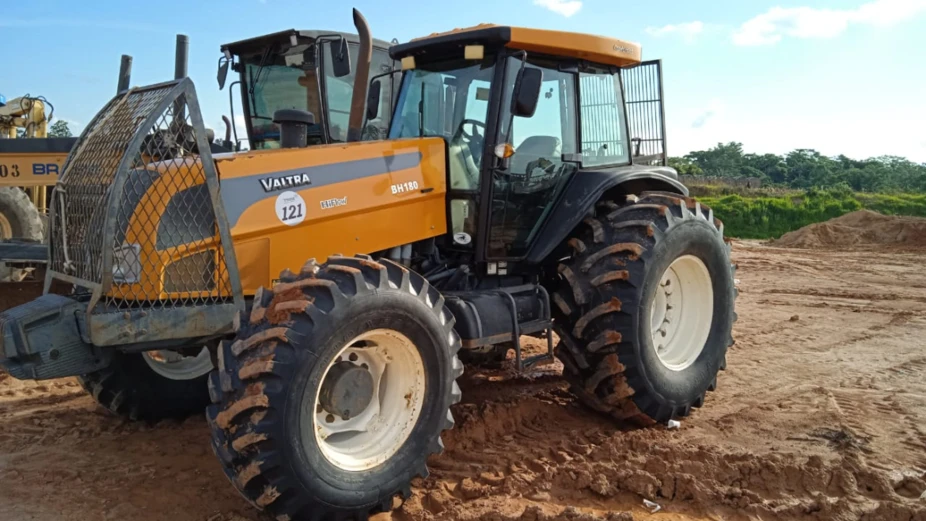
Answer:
xmin=246 ymin=62 xmax=323 ymax=150
xmin=244 ymin=43 xmax=396 ymax=149
xmin=389 ymin=58 xmax=496 ymax=142
xmin=321 ymin=43 xmax=395 ymax=142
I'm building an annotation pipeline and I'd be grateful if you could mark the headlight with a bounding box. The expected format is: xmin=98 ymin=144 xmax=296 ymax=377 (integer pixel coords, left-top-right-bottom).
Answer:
xmin=112 ymin=243 xmax=141 ymax=284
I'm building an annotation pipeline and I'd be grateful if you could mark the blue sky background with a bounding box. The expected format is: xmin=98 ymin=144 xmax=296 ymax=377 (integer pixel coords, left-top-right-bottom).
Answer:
xmin=3 ymin=0 xmax=925 ymax=162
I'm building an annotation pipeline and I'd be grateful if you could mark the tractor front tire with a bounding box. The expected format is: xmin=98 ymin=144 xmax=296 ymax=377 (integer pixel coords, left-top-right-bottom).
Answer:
xmin=78 ymin=348 xmax=214 ymax=422
xmin=0 ymin=187 xmax=44 ymax=282
xmin=552 ymin=192 xmax=736 ymax=424
xmin=207 ymin=255 xmax=463 ymax=521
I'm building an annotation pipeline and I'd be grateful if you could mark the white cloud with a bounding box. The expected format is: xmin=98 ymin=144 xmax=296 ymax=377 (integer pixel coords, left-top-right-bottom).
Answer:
xmin=646 ymin=21 xmax=705 ymax=43
xmin=533 ymin=0 xmax=583 ymax=17
xmin=733 ymin=0 xmax=926 ymax=46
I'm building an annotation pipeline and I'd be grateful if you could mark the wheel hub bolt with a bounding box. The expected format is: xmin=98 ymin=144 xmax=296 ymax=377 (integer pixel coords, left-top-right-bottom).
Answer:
xmin=319 ymin=360 xmax=375 ymax=420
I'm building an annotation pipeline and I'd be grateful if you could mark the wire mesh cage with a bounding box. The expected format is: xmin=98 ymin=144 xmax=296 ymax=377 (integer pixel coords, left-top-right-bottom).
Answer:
xmin=621 ymin=60 xmax=667 ymax=167
xmin=48 ymin=79 xmax=240 ymax=311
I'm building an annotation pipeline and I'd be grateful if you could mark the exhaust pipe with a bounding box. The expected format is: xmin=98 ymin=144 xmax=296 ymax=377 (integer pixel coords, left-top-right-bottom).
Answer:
xmin=173 ymin=34 xmax=189 ymax=124
xmin=117 ymin=54 xmax=133 ymax=94
xmin=222 ymin=115 xmax=232 ymax=148
xmin=346 ymin=8 xmax=372 ymax=143
xmin=174 ymin=34 xmax=189 ymax=80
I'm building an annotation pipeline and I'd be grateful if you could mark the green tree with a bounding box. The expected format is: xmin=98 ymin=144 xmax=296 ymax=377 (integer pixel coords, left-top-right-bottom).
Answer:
xmin=743 ymin=153 xmax=788 ymax=184
xmin=668 ymin=156 xmax=704 ymax=176
xmin=685 ymin=142 xmax=744 ymax=177
xmin=48 ymin=120 xmax=72 ymax=137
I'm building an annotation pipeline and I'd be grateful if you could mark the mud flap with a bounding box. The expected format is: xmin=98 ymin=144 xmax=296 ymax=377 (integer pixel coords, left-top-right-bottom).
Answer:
xmin=0 ymin=294 xmax=111 ymax=380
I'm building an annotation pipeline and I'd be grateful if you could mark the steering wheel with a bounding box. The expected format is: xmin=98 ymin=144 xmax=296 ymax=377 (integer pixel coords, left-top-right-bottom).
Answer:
xmin=454 ymin=119 xmax=486 ymax=169
xmin=459 ymin=119 xmax=486 ymax=140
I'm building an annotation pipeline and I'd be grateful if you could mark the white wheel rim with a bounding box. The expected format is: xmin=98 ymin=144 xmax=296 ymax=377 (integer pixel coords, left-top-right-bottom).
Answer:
xmin=650 ymin=255 xmax=713 ymax=371
xmin=142 ymin=347 xmax=214 ymax=380
xmin=311 ymin=329 xmax=426 ymax=472
xmin=0 ymin=213 xmax=12 ymax=239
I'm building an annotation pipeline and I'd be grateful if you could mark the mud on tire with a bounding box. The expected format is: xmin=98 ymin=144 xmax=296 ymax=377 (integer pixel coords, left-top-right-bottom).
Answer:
xmin=552 ymin=192 xmax=737 ymax=424
xmin=206 ymin=255 xmax=463 ymax=521
xmin=0 ymin=187 xmax=44 ymax=282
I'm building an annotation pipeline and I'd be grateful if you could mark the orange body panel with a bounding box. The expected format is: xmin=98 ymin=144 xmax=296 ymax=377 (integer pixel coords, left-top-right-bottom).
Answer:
xmin=507 ymin=27 xmax=641 ymax=67
xmin=218 ymin=138 xmax=448 ymax=291
xmin=409 ymin=24 xmax=642 ymax=68
xmin=109 ymin=138 xmax=448 ymax=301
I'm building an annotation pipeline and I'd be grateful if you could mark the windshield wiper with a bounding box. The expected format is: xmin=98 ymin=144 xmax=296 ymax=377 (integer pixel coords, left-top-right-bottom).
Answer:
xmin=248 ymin=45 xmax=274 ymax=106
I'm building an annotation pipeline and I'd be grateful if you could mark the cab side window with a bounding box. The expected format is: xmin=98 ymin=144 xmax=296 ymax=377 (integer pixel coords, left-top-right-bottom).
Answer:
xmin=488 ymin=61 xmax=578 ymax=258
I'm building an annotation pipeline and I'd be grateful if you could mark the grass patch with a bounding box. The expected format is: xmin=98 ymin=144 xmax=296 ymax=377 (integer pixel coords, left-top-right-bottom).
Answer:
xmin=695 ymin=187 xmax=926 ymax=239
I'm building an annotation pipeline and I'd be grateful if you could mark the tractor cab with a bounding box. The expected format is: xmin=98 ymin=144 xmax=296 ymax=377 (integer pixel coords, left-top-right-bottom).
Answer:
xmin=218 ymin=29 xmax=397 ymax=150
xmin=376 ymin=26 xmax=672 ymax=261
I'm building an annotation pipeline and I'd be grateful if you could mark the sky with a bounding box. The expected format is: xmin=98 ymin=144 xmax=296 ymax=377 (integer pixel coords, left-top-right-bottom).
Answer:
xmin=3 ymin=0 xmax=925 ymax=162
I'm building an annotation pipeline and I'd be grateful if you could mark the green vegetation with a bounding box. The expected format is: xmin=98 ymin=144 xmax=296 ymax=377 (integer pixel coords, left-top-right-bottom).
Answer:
xmin=698 ymin=190 xmax=859 ymax=239
xmin=671 ymin=142 xmax=926 ymax=193
xmin=673 ymin=143 xmax=926 ymax=239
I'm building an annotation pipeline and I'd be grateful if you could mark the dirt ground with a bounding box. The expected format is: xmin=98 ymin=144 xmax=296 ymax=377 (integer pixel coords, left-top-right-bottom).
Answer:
xmin=2 ymin=240 xmax=926 ymax=521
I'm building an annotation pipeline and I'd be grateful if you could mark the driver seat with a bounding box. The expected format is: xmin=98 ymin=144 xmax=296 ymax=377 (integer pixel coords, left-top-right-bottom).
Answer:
xmin=447 ymin=134 xmax=480 ymax=190
xmin=510 ymin=136 xmax=562 ymax=175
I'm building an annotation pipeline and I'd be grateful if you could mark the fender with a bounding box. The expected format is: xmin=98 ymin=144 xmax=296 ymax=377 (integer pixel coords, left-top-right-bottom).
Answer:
xmin=525 ymin=164 xmax=688 ymax=264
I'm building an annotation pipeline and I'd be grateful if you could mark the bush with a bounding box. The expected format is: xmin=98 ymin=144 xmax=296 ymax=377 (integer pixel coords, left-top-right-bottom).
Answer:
xmin=701 ymin=189 xmax=872 ymax=239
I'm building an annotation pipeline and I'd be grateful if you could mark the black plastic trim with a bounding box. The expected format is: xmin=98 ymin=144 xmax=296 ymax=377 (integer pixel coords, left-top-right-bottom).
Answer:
xmin=0 ymin=137 xmax=77 ymax=154
xmin=524 ymin=166 xmax=687 ymax=264
xmin=389 ymin=27 xmax=512 ymax=61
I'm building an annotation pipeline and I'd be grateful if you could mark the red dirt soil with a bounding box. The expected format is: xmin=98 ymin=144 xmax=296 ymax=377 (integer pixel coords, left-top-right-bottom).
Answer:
xmin=2 ymin=240 xmax=926 ymax=520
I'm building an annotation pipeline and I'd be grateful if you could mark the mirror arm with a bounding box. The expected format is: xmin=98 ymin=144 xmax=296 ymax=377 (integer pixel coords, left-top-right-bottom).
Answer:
xmin=228 ymin=80 xmax=241 ymax=147
xmin=503 ymin=50 xmax=529 ymax=145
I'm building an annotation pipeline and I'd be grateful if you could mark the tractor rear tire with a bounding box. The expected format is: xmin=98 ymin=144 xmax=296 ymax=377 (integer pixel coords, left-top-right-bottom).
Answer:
xmin=551 ymin=192 xmax=736 ymax=424
xmin=78 ymin=348 xmax=214 ymax=422
xmin=206 ymin=255 xmax=463 ymax=521
xmin=0 ymin=187 xmax=44 ymax=282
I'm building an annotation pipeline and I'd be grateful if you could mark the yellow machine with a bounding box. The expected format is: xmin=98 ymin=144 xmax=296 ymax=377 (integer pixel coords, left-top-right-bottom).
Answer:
xmin=0 ymin=95 xmax=69 ymax=281
xmin=0 ymin=9 xmax=736 ymax=521
xmin=0 ymin=95 xmax=75 ymax=210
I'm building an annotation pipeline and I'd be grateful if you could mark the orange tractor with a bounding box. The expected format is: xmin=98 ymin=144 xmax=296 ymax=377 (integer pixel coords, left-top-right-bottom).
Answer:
xmin=0 ymin=9 xmax=735 ymax=520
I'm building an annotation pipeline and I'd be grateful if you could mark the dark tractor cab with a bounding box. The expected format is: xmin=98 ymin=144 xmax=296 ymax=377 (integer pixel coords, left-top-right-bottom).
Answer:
xmin=217 ymin=29 xmax=398 ymax=151
xmin=387 ymin=29 xmax=685 ymax=266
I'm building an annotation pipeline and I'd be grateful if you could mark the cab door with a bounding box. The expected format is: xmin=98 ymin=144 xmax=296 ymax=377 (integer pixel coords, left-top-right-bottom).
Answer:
xmin=484 ymin=58 xmax=579 ymax=259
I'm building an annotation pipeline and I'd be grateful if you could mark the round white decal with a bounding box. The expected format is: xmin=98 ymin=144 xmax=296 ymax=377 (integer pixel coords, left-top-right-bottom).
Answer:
xmin=275 ymin=191 xmax=306 ymax=226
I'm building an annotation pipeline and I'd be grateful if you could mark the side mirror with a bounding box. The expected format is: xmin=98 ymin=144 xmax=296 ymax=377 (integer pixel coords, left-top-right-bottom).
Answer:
xmin=366 ymin=79 xmax=382 ymax=121
xmin=512 ymin=67 xmax=542 ymax=118
xmin=329 ymin=38 xmax=352 ymax=78
xmin=217 ymin=58 xmax=230 ymax=90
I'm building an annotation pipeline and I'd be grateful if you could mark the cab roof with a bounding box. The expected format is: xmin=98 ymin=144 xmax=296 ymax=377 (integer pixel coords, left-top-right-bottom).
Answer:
xmin=221 ymin=29 xmax=394 ymax=57
xmin=390 ymin=24 xmax=642 ymax=68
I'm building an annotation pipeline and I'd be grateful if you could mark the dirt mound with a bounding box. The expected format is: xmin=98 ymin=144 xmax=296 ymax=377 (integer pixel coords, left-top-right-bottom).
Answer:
xmin=773 ymin=210 xmax=926 ymax=249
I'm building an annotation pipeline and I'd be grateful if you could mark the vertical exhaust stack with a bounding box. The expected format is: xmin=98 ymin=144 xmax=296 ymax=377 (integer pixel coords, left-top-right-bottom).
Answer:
xmin=346 ymin=8 xmax=372 ymax=143
xmin=174 ymin=34 xmax=189 ymax=80
xmin=117 ymin=54 xmax=133 ymax=94
xmin=174 ymin=34 xmax=189 ymax=123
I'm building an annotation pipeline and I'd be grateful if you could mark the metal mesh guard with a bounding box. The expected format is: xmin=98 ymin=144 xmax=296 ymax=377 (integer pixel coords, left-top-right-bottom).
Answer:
xmin=622 ymin=60 xmax=666 ymax=166
xmin=49 ymin=80 xmax=233 ymax=309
